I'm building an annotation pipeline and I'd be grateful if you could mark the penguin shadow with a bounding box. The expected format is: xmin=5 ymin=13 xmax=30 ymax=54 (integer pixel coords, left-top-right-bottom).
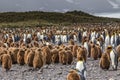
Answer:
xmin=108 ymin=68 xmax=120 ymax=71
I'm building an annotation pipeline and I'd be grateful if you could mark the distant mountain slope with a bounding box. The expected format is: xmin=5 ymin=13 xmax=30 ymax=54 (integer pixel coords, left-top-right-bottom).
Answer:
xmin=0 ymin=10 xmax=120 ymax=23
xmin=0 ymin=10 xmax=120 ymax=27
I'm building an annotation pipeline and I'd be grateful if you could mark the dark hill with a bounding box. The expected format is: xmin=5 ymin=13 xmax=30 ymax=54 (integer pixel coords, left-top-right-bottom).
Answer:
xmin=0 ymin=10 xmax=120 ymax=27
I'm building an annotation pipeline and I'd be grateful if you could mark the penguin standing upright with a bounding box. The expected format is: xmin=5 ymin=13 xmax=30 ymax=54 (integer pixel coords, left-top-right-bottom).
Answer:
xmin=110 ymin=49 xmax=118 ymax=70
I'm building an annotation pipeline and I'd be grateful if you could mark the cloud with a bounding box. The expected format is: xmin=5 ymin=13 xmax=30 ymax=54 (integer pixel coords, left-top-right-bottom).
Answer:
xmin=65 ymin=0 xmax=74 ymax=3
xmin=62 ymin=9 xmax=69 ymax=12
xmin=39 ymin=7 xmax=45 ymax=10
xmin=0 ymin=0 xmax=120 ymax=14
xmin=107 ymin=0 xmax=120 ymax=9
xmin=54 ymin=9 xmax=61 ymax=12
xmin=94 ymin=12 xmax=120 ymax=18
xmin=116 ymin=0 xmax=120 ymax=3
xmin=65 ymin=0 xmax=81 ymax=4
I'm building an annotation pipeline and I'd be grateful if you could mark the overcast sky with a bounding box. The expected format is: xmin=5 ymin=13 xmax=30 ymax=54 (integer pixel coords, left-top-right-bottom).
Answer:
xmin=0 ymin=0 xmax=120 ymax=18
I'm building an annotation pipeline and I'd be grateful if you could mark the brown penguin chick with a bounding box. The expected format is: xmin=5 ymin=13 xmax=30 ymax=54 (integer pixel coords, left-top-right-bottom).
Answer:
xmin=105 ymin=45 xmax=113 ymax=61
xmin=66 ymin=50 xmax=73 ymax=64
xmin=26 ymin=50 xmax=35 ymax=67
xmin=17 ymin=49 xmax=25 ymax=65
xmin=51 ymin=49 xmax=59 ymax=63
xmin=99 ymin=53 xmax=110 ymax=70
xmin=67 ymin=70 xmax=81 ymax=80
xmin=33 ymin=50 xmax=44 ymax=69
xmin=24 ymin=49 xmax=31 ymax=64
xmin=42 ymin=46 xmax=52 ymax=64
xmin=8 ymin=48 xmax=19 ymax=64
xmin=91 ymin=44 xmax=98 ymax=60
xmin=72 ymin=45 xmax=79 ymax=57
xmin=1 ymin=54 xmax=12 ymax=71
xmin=116 ymin=45 xmax=120 ymax=61
xmin=69 ymin=39 xmax=75 ymax=45
xmin=96 ymin=44 xmax=102 ymax=58
xmin=77 ymin=47 xmax=87 ymax=62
